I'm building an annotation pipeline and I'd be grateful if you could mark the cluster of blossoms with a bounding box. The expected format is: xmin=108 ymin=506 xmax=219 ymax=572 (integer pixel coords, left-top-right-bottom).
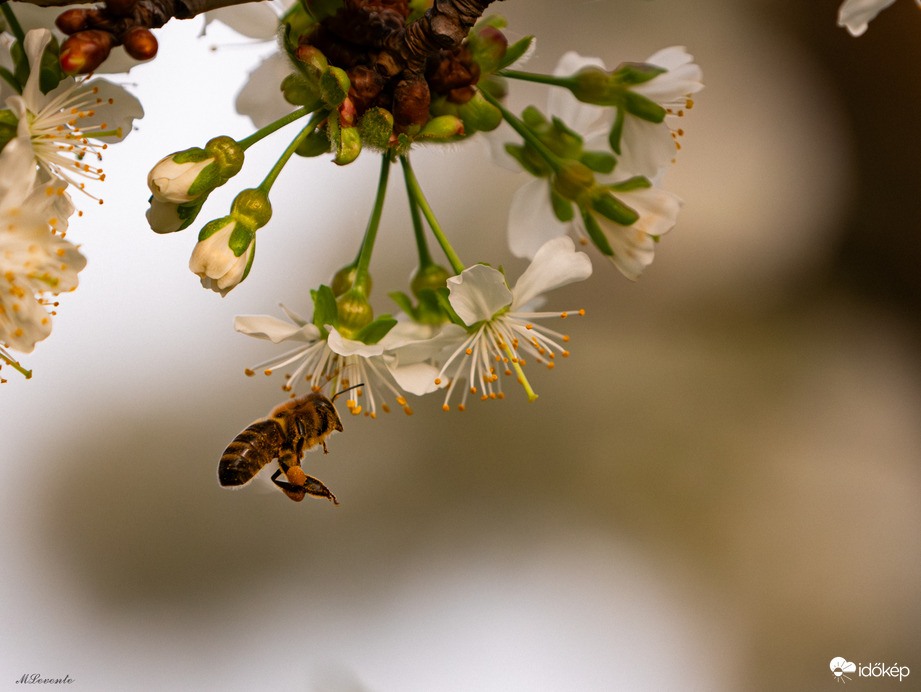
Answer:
xmin=143 ymin=0 xmax=704 ymax=415
xmin=0 ymin=14 xmax=141 ymax=379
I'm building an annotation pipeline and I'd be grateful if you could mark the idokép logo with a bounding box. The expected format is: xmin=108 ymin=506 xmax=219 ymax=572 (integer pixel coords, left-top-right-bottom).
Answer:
xmin=830 ymin=657 xmax=911 ymax=684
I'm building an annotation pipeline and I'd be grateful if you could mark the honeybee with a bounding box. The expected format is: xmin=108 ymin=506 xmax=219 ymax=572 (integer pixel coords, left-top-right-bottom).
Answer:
xmin=218 ymin=386 xmax=358 ymax=504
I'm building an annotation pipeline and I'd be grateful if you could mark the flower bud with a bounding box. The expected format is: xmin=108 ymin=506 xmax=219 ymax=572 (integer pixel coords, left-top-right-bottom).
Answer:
xmin=281 ymin=73 xmax=321 ymax=109
xmin=123 ymin=27 xmax=157 ymax=61
xmin=457 ymin=91 xmax=501 ymax=133
xmin=410 ymin=263 xmax=450 ymax=297
xmin=148 ymin=136 xmax=243 ymax=204
xmin=59 ymin=30 xmax=113 ymax=75
xmin=468 ymin=26 xmax=508 ymax=75
xmin=393 ymin=75 xmax=431 ymax=132
xmin=294 ymin=45 xmax=328 ymax=78
xmin=55 ymin=9 xmax=90 ymax=34
xmin=189 ymin=217 xmax=255 ymax=296
xmin=146 ymin=197 xmax=204 ymax=234
xmin=417 ymin=115 xmax=464 ymax=140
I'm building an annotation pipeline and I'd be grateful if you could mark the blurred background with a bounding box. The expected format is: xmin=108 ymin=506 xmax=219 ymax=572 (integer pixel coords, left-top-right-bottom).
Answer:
xmin=2 ymin=0 xmax=920 ymax=689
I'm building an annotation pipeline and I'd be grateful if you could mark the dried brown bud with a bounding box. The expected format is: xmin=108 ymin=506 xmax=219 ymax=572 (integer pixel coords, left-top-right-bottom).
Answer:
xmin=347 ymin=65 xmax=385 ymax=113
xmin=55 ymin=9 xmax=91 ymax=35
xmin=59 ymin=30 xmax=114 ymax=75
xmin=123 ymin=27 xmax=158 ymax=61
xmin=392 ymin=74 xmax=430 ymax=130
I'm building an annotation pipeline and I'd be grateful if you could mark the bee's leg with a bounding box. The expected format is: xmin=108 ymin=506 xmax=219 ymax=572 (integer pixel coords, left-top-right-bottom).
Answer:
xmin=274 ymin=454 xmax=339 ymax=505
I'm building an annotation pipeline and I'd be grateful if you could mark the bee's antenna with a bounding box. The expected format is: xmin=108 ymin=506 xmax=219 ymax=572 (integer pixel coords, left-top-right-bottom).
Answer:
xmin=331 ymin=383 xmax=364 ymax=402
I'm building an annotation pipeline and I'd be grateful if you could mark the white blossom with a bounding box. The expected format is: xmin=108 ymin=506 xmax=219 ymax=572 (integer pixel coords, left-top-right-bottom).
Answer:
xmin=234 ymin=305 xmax=445 ymax=418
xmin=436 ymin=236 xmax=591 ymax=409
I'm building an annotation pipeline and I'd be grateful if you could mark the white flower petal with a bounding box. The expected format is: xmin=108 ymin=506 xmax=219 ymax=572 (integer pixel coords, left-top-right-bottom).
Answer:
xmin=388 ymin=360 xmax=442 ymax=396
xmin=327 ymin=327 xmax=385 ymax=357
xmin=447 ymin=264 xmax=513 ymax=325
xmin=837 ymin=0 xmax=898 ymax=35
xmin=508 ymin=178 xmax=569 ymax=259
xmin=511 ymin=235 xmax=592 ymax=310
xmin=233 ymin=315 xmax=317 ymax=343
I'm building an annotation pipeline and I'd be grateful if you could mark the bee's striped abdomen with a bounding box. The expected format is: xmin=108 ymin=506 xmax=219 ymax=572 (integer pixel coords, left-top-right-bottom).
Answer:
xmin=218 ymin=418 xmax=285 ymax=487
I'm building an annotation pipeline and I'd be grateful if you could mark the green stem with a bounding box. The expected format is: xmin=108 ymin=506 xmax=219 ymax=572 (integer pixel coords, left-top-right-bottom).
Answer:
xmin=257 ymin=111 xmax=326 ymax=193
xmin=498 ymin=69 xmax=572 ymax=89
xmin=399 ymin=155 xmax=464 ymax=275
xmin=238 ymin=106 xmax=315 ymax=151
xmin=1 ymin=4 xmax=26 ymax=48
xmin=402 ymin=162 xmax=433 ymax=268
xmin=352 ymin=153 xmax=392 ymax=294
xmin=479 ymin=87 xmax=565 ymax=173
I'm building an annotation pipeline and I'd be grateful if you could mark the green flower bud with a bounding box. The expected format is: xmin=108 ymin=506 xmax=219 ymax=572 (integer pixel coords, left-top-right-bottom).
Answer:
xmin=457 ymin=91 xmax=502 ymax=133
xmin=293 ymin=44 xmax=328 ymax=80
xmin=410 ymin=263 xmax=450 ymax=297
xmin=467 ymin=25 xmax=508 ymax=75
xmin=203 ymin=135 xmax=245 ymax=179
xmin=230 ymin=188 xmax=272 ymax=229
xmin=417 ymin=115 xmax=464 ymax=140
xmin=336 ymin=288 xmax=374 ymax=336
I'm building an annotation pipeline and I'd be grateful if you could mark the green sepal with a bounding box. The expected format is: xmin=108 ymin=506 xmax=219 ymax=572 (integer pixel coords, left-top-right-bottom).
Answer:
xmin=239 ymin=238 xmax=256 ymax=282
xmin=550 ymin=188 xmax=574 ymax=223
xmin=608 ymin=108 xmax=625 ymax=155
xmin=622 ymin=90 xmax=666 ymax=124
xmin=295 ymin=128 xmax=331 ymax=157
xmin=0 ymin=109 xmax=18 ymax=153
xmin=499 ymin=35 xmax=534 ymax=70
xmin=37 ymin=37 xmax=66 ymax=95
xmin=412 ymin=288 xmax=449 ymax=325
xmin=388 ymin=291 xmax=415 ymax=317
xmin=281 ymin=2 xmax=316 ymax=56
xmin=353 ymin=314 xmax=397 ymax=345
xmin=281 ymin=73 xmax=321 ymax=110
xmin=358 ymin=107 xmax=394 ymax=149
xmin=334 ymin=125 xmax=362 ymax=165
xmin=582 ymin=211 xmax=614 ymax=257
xmin=320 ymin=66 xmax=350 ymax=109
xmin=311 ymin=284 xmax=339 ymax=334
xmin=197 ymin=215 xmax=234 ymax=242
xmin=169 ymin=197 xmax=207 ymax=233
xmin=591 ymin=190 xmax=638 ymax=226
xmin=228 ymin=223 xmax=254 ymax=257
xmin=608 ymin=175 xmax=651 ymax=193
xmin=611 ymin=62 xmax=667 ymax=87
xmin=434 ymin=287 xmax=468 ymax=328
xmin=505 ymin=143 xmax=550 ymax=179
xmin=10 ymin=41 xmax=28 ymax=92
xmin=580 ymin=150 xmax=616 ymax=175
